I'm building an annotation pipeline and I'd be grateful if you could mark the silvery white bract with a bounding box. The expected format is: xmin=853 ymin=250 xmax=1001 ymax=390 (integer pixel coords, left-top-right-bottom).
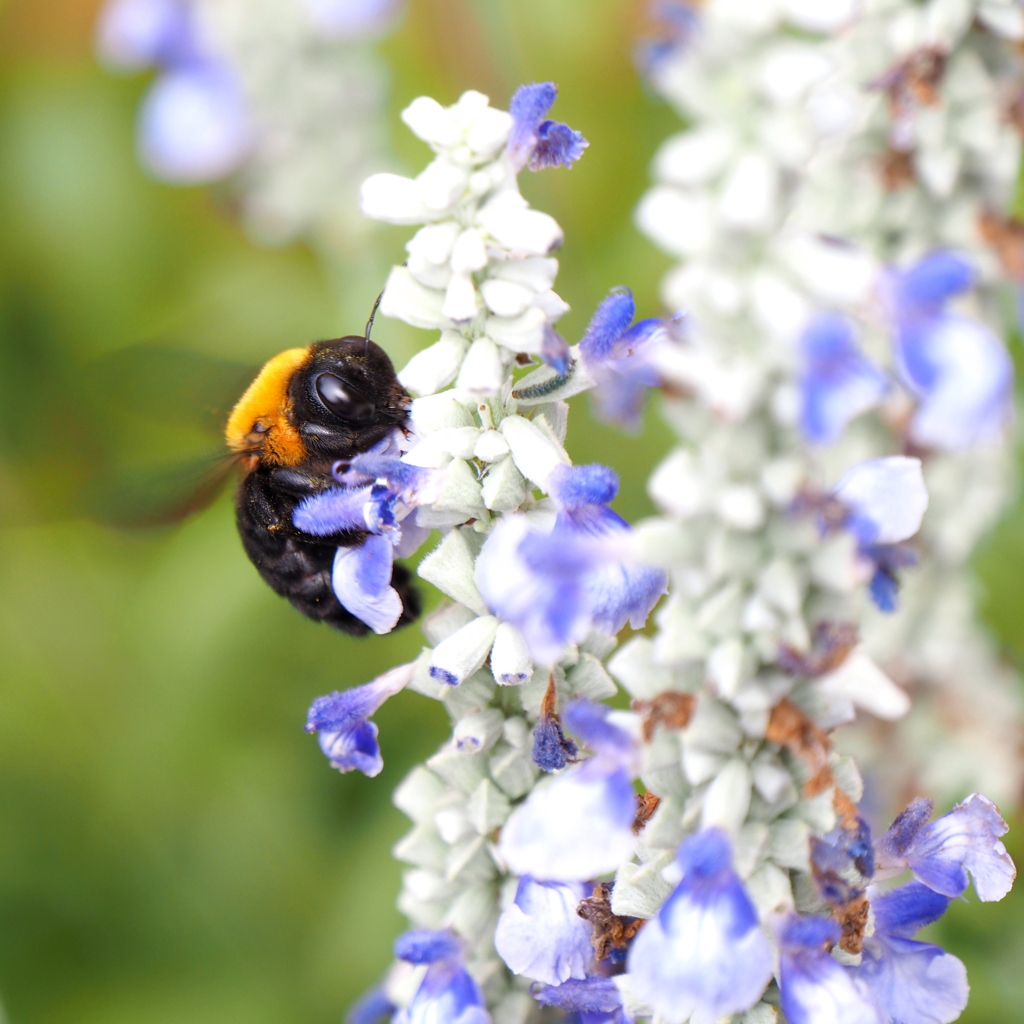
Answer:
xmin=636 ymin=0 xmax=1024 ymax=812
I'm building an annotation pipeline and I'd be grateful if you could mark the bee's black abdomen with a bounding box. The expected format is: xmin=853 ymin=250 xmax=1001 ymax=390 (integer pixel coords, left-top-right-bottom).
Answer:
xmin=236 ymin=469 xmax=418 ymax=636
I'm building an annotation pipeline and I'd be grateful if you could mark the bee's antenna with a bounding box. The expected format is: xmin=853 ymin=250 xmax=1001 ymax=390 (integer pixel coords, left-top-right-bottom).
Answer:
xmin=364 ymin=287 xmax=385 ymax=354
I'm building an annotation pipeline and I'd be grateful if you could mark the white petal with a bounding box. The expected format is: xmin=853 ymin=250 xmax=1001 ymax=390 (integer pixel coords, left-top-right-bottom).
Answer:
xmin=456 ymin=337 xmax=505 ymax=394
xmin=429 ymin=615 xmax=499 ymax=686
xmin=380 ymin=265 xmax=447 ymax=329
xmin=450 ymin=228 xmax=488 ymax=272
xmin=500 ymin=414 xmax=570 ymax=489
xmin=442 ymin=271 xmax=480 ymax=322
xmin=480 ymin=278 xmax=535 ymax=317
xmin=416 ymin=159 xmax=467 ymax=212
xmin=406 ymin=221 xmax=461 ymax=265
xmin=477 ymin=190 xmax=563 ymax=254
xmin=465 ymin=107 xmax=513 ymax=157
xmin=718 ymin=153 xmax=779 ymax=231
xmin=401 ymin=95 xmax=462 ymax=147
xmin=360 ymin=173 xmax=429 ymax=224
xmin=833 ymin=456 xmax=928 ymax=545
xmin=817 ymin=649 xmax=910 ymax=721
xmin=486 ymin=307 xmax=547 ymax=354
xmin=398 ymin=332 xmax=469 ymax=396
xmin=490 ymin=622 xmax=533 ymax=685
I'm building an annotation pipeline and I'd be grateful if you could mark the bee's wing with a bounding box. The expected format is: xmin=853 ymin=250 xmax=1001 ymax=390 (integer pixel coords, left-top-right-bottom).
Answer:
xmin=83 ymin=449 xmax=239 ymax=528
xmin=79 ymin=344 xmax=258 ymax=528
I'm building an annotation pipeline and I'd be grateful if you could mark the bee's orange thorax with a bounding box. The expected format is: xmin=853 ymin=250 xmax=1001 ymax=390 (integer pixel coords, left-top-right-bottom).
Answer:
xmin=226 ymin=347 xmax=310 ymax=467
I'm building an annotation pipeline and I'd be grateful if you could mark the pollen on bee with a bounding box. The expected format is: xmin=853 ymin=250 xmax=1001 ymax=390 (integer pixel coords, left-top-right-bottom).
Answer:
xmin=226 ymin=346 xmax=311 ymax=466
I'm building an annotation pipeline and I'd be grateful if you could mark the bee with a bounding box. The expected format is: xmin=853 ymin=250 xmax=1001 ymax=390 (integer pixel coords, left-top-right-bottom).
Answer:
xmin=224 ymin=327 xmax=421 ymax=635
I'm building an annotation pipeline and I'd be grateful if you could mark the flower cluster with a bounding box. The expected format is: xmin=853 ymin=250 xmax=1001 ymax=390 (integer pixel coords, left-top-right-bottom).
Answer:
xmin=96 ymin=0 xmax=403 ymax=242
xmin=291 ymin=72 xmax=1017 ymax=1024
xmin=636 ymin=0 xmax=1024 ymax=812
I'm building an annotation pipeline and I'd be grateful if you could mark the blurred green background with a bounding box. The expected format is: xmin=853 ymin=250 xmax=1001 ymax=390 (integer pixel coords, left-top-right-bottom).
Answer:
xmin=0 ymin=1 xmax=1021 ymax=1022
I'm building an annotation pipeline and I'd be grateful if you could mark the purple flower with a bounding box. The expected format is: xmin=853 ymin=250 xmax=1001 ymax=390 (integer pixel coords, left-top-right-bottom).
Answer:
xmin=853 ymin=882 xmax=968 ymax=1024
xmin=138 ymin=62 xmax=252 ymax=184
xmin=507 ymin=82 xmax=588 ymax=172
xmin=884 ymin=251 xmax=1013 ymax=450
xmin=95 ymin=0 xmax=192 ymax=69
xmin=777 ymin=915 xmax=882 ymax=1024
xmin=346 ymin=986 xmax=395 ymax=1024
xmin=829 ymin=456 xmax=928 ymax=613
xmin=294 ymin=449 xmax=440 ymax=634
xmin=494 ymin=877 xmax=593 ymax=984
xmin=875 ymin=793 xmax=1016 ymax=901
xmin=798 ymin=313 xmax=887 ymax=445
xmin=305 ymin=662 xmax=414 ymax=777
xmin=532 ymin=709 xmax=579 ymax=772
xmin=628 ymin=829 xmax=774 ymax=1024
xmin=475 ymin=464 xmax=667 ymax=664
xmin=578 ymin=289 xmax=667 ymax=430
xmin=532 ymin=976 xmax=630 ymax=1024
xmin=635 ymin=1 xmax=699 ymax=77
xmin=498 ymin=726 xmax=637 ymax=881
xmin=394 ymin=930 xmax=490 ymax=1024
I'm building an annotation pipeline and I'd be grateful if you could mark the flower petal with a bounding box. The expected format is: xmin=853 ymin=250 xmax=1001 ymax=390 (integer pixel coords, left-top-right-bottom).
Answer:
xmin=494 ymin=877 xmax=592 ymax=984
xmin=332 ymin=536 xmax=402 ymax=634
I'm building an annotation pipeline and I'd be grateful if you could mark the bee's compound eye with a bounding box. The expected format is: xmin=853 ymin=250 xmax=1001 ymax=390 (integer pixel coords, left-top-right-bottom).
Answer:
xmin=314 ymin=373 xmax=376 ymax=423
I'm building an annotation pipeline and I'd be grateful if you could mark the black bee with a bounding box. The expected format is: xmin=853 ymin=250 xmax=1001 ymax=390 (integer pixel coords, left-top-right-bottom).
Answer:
xmin=224 ymin=333 xmax=421 ymax=635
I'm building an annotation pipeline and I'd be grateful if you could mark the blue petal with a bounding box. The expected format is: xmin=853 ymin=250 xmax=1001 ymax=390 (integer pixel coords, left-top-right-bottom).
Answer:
xmin=778 ymin=915 xmax=882 ymax=1024
xmin=854 ymin=934 xmax=967 ymax=1024
xmin=906 ymin=793 xmax=1016 ymax=902
xmin=868 ymin=567 xmax=899 ymax=612
xmin=533 ymin=976 xmax=623 ymax=1013
xmin=319 ymin=718 xmax=382 ymax=776
xmin=498 ymin=760 xmax=637 ymax=881
xmin=530 ymin=120 xmax=589 ymax=170
xmin=532 ymin=712 xmax=579 ymax=771
xmin=395 ymin=929 xmax=462 ymax=965
xmin=331 ymin=535 xmax=402 ymax=634
xmin=563 ymin=699 xmax=635 ymax=758
xmin=832 ymin=456 xmax=928 ymax=546
xmin=405 ymin=959 xmax=490 ymax=1024
xmin=96 ymin=0 xmax=192 ymax=69
xmin=139 ymin=64 xmax=251 ymax=183
xmin=548 ymin=464 xmax=619 ymax=509
xmin=587 ymin=560 xmax=668 ymax=635
xmin=894 ymin=251 xmax=974 ymax=312
xmin=871 ymin=882 xmax=951 ymax=938
xmin=507 ymin=82 xmax=558 ymax=169
xmin=305 ymin=668 xmax=410 ymax=733
xmin=294 ymin=485 xmax=373 ymax=535
xmin=346 ymin=986 xmax=395 ymax=1024
xmin=899 ymin=314 xmax=1013 ymax=451
xmin=541 ymin=324 xmax=572 ymax=374
xmin=580 ymin=289 xmax=636 ymax=363
xmin=798 ymin=313 xmax=887 ymax=445
xmin=629 ymin=829 xmax=773 ymax=1024
xmin=494 ymin=878 xmax=592 ymax=985
xmin=878 ymin=798 xmax=934 ymax=859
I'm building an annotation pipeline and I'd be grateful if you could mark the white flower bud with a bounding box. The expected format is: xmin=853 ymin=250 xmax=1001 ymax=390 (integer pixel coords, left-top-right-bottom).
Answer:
xmin=398 ymin=332 xmax=469 ymax=396
xmin=701 ymin=757 xmax=752 ymax=835
xmin=490 ymin=622 xmax=533 ymax=685
xmin=457 ymin=337 xmax=505 ymax=394
xmin=500 ymin=414 xmax=569 ymax=488
xmin=361 ymin=173 xmax=429 ymax=224
xmin=380 ymin=265 xmax=447 ymax=329
xmin=401 ymin=96 xmax=462 ymax=147
xmin=481 ymin=456 xmax=528 ymax=512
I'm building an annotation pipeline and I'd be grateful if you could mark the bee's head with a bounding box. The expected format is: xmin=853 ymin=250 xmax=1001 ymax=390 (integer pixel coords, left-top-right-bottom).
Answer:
xmin=225 ymin=337 xmax=410 ymax=467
